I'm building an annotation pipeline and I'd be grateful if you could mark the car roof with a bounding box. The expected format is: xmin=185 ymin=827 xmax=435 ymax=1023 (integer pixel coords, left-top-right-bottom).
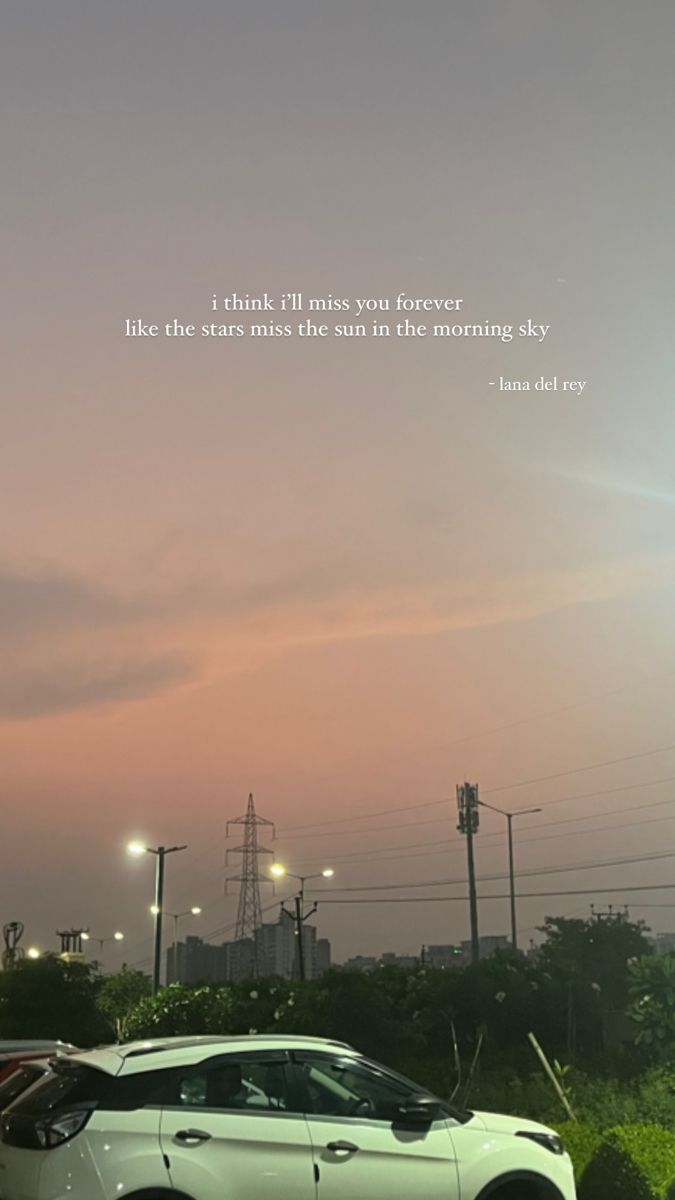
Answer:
xmin=0 ymin=1042 xmax=76 ymax=1053
xmin=66 ymin=1035 xmax=357 ymax=1077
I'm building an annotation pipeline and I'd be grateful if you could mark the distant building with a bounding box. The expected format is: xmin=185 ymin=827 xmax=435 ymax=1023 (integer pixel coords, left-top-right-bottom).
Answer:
xmin=380 ymin=952 xmax=418 ymax=969
xmin=168 ymin=920 xmax=331 ymax=985
xmin=167 ymin=935 xmax=229 ymax=985
xmin=460 ymin=934 xmax=510 ymax=962
xmin=650 ymin=932 xmax=675 ymax=956
xmin=340 ymin=951 xmax=418 ymax=972
xmin=425 ymin=944 xmax=463 ymax=969
xmin=316 ymin=938 xmax=332 ymax=975
xmin=341 ymin=955 xmax=378 ymax=972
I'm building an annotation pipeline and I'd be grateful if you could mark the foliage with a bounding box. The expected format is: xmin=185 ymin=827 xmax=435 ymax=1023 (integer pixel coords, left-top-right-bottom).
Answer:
xmin=532 ymin=914 xmax=652 ymax=1059
xmin=633 ymin=1066 xmax=675 ymax=1127
xmin=537 ymin=915 xmax=652 ymax=1004
xmin=555 ymin=1122 xmax=603 ymax=1190
xmin=96 ymin=968 xmax=152 ymax=1040
xmin=124 ymin=982 xmax=238 ymax=1038
xmin=579 ymin=1125 xmax=675 ymax=1200
xmin=627 ymin=955 xmax=675 ymax=1059
xmin=0 ymin=956 xmax=111 ymax=1045
xmin=272 ymin=969 xmax=425 ymax=1064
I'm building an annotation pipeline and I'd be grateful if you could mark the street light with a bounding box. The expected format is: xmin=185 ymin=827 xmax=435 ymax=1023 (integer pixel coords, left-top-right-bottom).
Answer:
xmin=167 ymin=907 xmax=202 ymax=983
xmin=81 ymin=930 xmax=125 ymax=955
xmin=126 ymin=840 xmax=187 ymax=993
xmin=478 ymin=802 xmax=541 ymax=951
xmin=269 ymin=865 xmax=334 ymax=981
xmin=26 ymin=947 xmax=41 ymax=959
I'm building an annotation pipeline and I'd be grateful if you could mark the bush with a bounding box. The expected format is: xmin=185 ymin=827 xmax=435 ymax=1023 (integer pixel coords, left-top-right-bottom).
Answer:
xmin=124 ymin=983 xmax=237 ymax=1038
xmin=635 ymin=1066 xmax=675 ymax=1127
xmin=555 ymin=1122 xmax=602 ymax=1190
xmin=579 ymin=1125 xmax=675 ymax=1200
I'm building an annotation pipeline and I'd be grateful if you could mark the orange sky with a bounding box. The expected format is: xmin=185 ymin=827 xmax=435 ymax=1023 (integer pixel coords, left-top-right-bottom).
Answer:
xmin=3 ymin=3 xmax=675 ymax=967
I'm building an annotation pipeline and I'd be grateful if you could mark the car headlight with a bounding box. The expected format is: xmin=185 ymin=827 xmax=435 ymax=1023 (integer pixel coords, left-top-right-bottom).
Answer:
xmin=515 ymin=1130 xmax=565 ymax=1155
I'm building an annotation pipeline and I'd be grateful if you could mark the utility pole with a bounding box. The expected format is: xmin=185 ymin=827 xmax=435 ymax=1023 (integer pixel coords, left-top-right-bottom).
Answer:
xmin=294 ymin=895 xmax=306 ymax=981
xmin=281 ymin=881 xmax=317 ymax=981
xmin=457 ymin=782 xmax=480 ymax=964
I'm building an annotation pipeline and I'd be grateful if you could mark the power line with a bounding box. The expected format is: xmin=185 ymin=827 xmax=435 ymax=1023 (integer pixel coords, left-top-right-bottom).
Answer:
xmin=317 ymin=882 xmax=675 ymax=904
xmin=276 ymin=775 xmax=675 ymax=851
xmin=307 ymin=847 xmax=675 ymax=894
xmin=483 ymin=742 xmax=675 ymax=796
xmin=277 ymin=743 xmax=675 ymax=836
xmin=288 ymin=806 xmax=675 ymax=872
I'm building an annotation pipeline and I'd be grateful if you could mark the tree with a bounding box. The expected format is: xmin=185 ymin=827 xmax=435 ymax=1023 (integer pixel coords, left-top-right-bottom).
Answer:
xmin=273 ymin=969 xmax=423 ymax=1064
xmin=96 ymin=968 xmax=152 ymax=1041
xmin=0 ymin=956 xmax=111 ymax=1045
xmin=538 ymin=915 xmax=651 ymax=1009
xmin=536 ymin=914 xmax=652 ymax=1059
xmin=627 ymin=954 xmax=675 ymax=1060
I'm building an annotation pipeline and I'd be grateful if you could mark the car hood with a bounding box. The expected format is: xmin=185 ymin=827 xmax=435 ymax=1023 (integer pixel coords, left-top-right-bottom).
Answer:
xmin=467 ymin=1110 xmax=560 ymax=1138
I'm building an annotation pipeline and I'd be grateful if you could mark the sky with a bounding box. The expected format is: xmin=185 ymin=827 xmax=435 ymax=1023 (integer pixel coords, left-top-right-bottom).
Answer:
xmin=2 ymin=2 xmax=675 ymax=970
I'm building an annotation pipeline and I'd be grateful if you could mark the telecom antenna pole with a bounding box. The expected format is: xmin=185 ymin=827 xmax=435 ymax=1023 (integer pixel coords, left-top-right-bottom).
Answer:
xmin=457 ymin=782 xmax=480 ymax=964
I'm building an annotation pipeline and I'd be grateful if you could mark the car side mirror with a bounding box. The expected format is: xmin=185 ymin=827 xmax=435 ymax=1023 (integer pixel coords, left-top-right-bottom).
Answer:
xmin=396 ymin=1096 xmax=440 ymax=1124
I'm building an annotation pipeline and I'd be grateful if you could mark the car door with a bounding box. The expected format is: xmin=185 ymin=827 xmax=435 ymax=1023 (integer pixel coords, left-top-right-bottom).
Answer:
xmin=294 ymin=1051 xmax=460 ymax=1200
xmin=159 ymin=1050 xmax=316 ymax=1200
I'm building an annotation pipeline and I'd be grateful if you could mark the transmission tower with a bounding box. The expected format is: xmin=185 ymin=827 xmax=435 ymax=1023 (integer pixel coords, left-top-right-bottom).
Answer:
xmin=225 ymin=794 xmax=275 ymax=952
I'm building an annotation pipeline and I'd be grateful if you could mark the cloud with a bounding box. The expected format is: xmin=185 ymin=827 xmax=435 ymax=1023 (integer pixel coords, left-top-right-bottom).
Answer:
xmin=221 ymin=553 xmax=675 ymax=649
xmin=0 ymin=654 xmax=193 ymax=719
xmin=0 ymin=562 xmax=142 ymax=636
xmin=1 ymin=550 xmax=674 ymax=720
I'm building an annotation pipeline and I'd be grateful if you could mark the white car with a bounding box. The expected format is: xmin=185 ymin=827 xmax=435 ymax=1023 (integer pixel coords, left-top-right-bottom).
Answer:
xmin=0 ymin=1034 xmax=576 ymax=1200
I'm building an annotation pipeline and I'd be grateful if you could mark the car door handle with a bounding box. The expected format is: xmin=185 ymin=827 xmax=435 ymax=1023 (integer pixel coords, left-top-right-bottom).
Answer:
xmin=326 ymin=1140 xmax=359 ymax=1153
xmin=175 ymin=1128 xmax=212 ymax=1143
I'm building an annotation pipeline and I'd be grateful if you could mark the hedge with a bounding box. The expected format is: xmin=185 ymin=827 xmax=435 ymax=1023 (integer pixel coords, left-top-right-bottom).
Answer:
xmin=555 ymin=1122 xmax=602 ymax=1190
xmin=575 ymin=1124 xmax=675 ymax=1200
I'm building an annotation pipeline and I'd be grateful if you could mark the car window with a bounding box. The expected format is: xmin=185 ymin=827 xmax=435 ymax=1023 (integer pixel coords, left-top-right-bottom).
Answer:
xmin=169 ymin=1055 xmax=300 ymax=1114
xmin=296 ymin=1054 xmax=424 ymax=1121
xmin=0 ymin=1065 xmax=45 ymax=1110
xmin=6 ymin=1063 xmax=177 ymax=1115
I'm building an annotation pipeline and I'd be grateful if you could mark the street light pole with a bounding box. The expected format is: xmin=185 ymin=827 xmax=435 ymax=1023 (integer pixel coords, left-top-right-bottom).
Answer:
xmin=168 ymin=907 xmax=202 ymax=983
xmin=127 ymin=841 xmax=187 ymax=993
xmin=478 ymin=802 xmax=541 ymax=951
xmin=153 ymin=850 xmax=165 ymax=994
xmin=506 ymin=814 xmax=517 ymax=953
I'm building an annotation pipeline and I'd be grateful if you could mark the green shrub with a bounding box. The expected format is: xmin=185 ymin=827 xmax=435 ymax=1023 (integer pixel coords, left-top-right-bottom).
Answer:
xmin=579 ymin=1125 xmax=675 ymax=1200
xmin=572 ymin=1071 xmax=641 ymax=1128
xmin=635 ymin=1066 xmax=675 ymax=1127
xmin=554 ymin=1122 xmax=602 ymax=1189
